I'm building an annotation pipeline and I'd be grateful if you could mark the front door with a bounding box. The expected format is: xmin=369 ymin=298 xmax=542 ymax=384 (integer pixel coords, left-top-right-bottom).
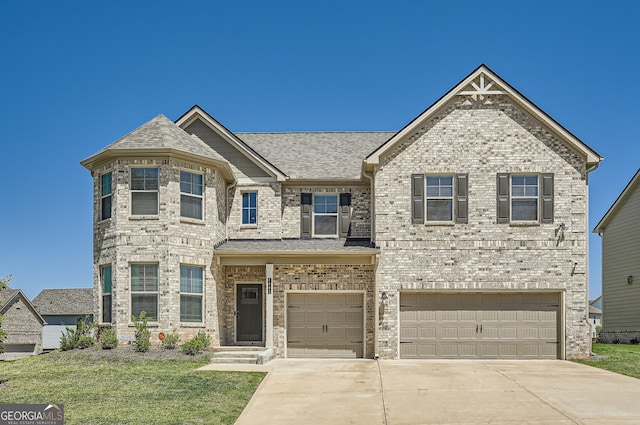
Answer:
xmin=236 ymin=284 xmax=263 ymax=342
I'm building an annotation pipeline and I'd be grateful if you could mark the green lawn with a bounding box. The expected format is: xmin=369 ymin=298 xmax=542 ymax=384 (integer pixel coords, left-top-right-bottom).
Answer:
xmin=0 ymin=350 xmax=265 ymax=425
xmin=575 ymin=343 xmax=640 ymax=379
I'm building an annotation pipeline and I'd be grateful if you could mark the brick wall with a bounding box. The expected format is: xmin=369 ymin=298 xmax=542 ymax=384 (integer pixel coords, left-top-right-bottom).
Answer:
xmin=2 ymin=296 xmax=42 ymax=353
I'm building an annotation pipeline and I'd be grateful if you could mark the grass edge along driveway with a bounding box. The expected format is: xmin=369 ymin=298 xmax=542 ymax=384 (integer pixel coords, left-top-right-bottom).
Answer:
xmin=0 ymin=350 xmax=265 ymax=425
xmin=575 ymin=343 xmax=640 ymax=379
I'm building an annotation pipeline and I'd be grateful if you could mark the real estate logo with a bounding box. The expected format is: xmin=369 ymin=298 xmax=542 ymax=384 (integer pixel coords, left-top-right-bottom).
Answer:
xmin=0 ymin=404 xmax=64 ymax=425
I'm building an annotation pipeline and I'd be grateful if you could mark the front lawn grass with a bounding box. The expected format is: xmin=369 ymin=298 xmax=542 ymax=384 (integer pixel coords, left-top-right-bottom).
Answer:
xmin=0 ymin=350 xmax=265 ymax=424
xmin=575 ymin=343 xmax=640 ymax=379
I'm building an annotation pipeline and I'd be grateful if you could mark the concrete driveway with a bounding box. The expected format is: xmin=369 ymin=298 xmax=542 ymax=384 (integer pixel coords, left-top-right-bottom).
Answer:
xmin=201 ymin=359 xmax=640 ymax=424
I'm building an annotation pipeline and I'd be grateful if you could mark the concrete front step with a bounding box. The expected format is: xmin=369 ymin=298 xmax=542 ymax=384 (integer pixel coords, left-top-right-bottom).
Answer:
xmin=211 ymin=347 xmax=275 ymax=365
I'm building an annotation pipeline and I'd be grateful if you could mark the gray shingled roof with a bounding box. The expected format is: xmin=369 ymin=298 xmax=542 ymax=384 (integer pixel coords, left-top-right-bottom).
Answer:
xmin=32 ymin=288 xmax=94 ymax=316
xmin=215 ymin=238 xmax=379 ymax=253
xmin=0 ymin=288 xmax=19 ymax=309
xmin=84 ymin=114 xmax=228 ymax=164
xmin=238 ymin=132 xmax=394 ymax=180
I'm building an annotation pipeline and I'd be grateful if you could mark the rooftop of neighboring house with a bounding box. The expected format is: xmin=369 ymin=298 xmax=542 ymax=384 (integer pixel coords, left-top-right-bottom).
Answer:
xmin=32 ymin=288 xmax=93 ymax=316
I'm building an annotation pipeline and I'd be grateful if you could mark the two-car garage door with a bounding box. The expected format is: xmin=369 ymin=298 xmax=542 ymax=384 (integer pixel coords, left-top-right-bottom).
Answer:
xmin=400 ymin=293 xmax=560 ymax=359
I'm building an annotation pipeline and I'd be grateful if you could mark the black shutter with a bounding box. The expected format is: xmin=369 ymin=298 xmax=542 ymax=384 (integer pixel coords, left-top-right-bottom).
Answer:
xmin=301 ymin=193 xmax=312 ymax=238
xmin=411 ymin=174 xmax=424 ymax=224
xmin=541 ymin=173 xmax=554 ymax=223
xmin=497 ymin=173 xmax=510 ymax=223
xmin=455 ymin=174 xmax=468 ymax=223
xmin=339 ymin=193 xmax=351 ymax=237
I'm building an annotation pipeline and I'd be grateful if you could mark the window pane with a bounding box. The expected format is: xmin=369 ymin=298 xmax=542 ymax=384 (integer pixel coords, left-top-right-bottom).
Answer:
xmin=101 ymin=196 xmax=112 ymax=220
xmin=131 ymin=264 xmax=158 ymax=292
xmin=101 ymin=172 xmax=112 ymax=196
xmin=102 ymin=266 xmax=112 ymax=293
xmin=180 ymin=294 xmax=203 ymax=322
xmin=102 ymin=294 xmax=112 ymax=323
xmin=132 ymin=192 xmax=158 ymax=215
xmin=242 ymin=193 xmax=257 ymax=224
xmin=512 ymin=199 xmax=538 ymax=221
xmin=315 ymin=215 xmax=337 ymax=235
xmin=131 ymin=168 xmax=158 ymax=190
xmin=314 ymin=194 xmax=338 ymax=214
xmin=426 ymin=176 xmax=453 ymax=197
xmin=426 ymin=199 xmax=453 ymax=221
xmin=180 ymin=171 xmax=203 ymax=196
xmin=131 ymin=294 xmax=157 ymax=320
xmin=180 ymin=194 xmax=202 ymax=220
xmin=180 ymin=266 xmax=203 ymax=293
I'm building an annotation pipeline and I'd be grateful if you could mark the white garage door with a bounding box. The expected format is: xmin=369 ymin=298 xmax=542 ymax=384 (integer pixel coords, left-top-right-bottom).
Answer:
xmin=287 ymin=293 xmax=364 ymax=358
xmin=400 ymin=293 xmax=559 ymax=359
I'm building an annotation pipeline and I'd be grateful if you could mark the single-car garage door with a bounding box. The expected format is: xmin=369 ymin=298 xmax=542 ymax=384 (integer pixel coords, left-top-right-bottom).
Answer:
xmin=287 ymin=293 xmax=364 ymax=358
xmin=400 ymin=293 xmax=559 ymax=359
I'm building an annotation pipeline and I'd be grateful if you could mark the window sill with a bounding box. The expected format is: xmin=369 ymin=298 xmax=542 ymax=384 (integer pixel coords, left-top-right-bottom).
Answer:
xmin=240 ymin=224 xmax=258 ymax=229
xmin=424 ymin=221 xmax=456 ymax=226
xmin=129 ymin=215 xmax=159 ymax=220
xmin=180 ymin=322 xmax=205 ymax=327
xmin=97 ymin=218 xmax=112 ymax=225
xmin=181 ymin=218 xmax=205 ymax=225
xmin=128 ymin=322 xmax=160 ymax=328
xmin=509 ymin=221 xmax=540 ymax=227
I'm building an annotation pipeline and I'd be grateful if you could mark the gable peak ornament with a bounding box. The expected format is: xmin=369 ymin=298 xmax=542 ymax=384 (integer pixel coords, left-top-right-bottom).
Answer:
xmin=457 ymin=72 xmax=505 ymax=101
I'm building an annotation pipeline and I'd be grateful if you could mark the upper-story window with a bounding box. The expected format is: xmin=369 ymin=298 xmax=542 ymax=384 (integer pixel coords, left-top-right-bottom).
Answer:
xmin=313 ymin=194 xmax=339 ymax=236
xmin=242 ymin=192 xmax=257 ymax=225
xmin=100 ymin=172 xmax=112 ymax=220
xmin=131 ymin=168 xmax=159 ymax=216
xmin=497 ymin=173 xmax=554 ymax=224
xmin=180 ymin=171 xmax=203 ymax=220
xmin=130 ymin=263 xmax=158 ymax=321
xmin=411 ymin=174 xmax=468 ymax=224
xmin=101 ymin=265 xmax=112 ymax=323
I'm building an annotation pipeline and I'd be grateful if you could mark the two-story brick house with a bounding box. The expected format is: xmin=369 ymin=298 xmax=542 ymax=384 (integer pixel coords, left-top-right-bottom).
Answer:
xmin=81 ymin=65 xmax=602 ymax=359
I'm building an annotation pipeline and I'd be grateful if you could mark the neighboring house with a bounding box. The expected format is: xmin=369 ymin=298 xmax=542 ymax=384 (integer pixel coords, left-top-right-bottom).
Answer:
xmin=81 ymin=64 xmax=602 ymax=359
xmin=588 ymin=300 xmax=602 ymax=339
xmin=0 ymin=288 xmax=45 ymax=359
xmin=594 ymin=169 xmax=640 ymax=343
xmin=32 ymin=288 xmax=94 ymax=350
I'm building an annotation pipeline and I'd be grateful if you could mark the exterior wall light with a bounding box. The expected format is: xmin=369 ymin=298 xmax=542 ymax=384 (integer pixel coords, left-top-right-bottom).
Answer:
xmin=381 ymin=291 xmax=388 ymax=300
xmin=628 ymin=276 xmax=634 ymax=285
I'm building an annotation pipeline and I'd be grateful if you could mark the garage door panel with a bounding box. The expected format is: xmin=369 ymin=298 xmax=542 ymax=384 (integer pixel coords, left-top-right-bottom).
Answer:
xmin=400 ymin=292 xmax=560 ymax=359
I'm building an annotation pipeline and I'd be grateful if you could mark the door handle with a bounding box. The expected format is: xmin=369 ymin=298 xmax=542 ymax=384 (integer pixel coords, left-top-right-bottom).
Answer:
xmin=480 ymin=325 xmax=483 ymax=333
xmin=235 ymin=311 xmax=240 ymax=318
xmin=476 ymin=324 xmax=478 ymax=333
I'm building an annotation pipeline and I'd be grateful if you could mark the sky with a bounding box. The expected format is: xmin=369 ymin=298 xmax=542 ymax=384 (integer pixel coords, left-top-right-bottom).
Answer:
xmin=0 ymin=1 xmax=638 ymax=300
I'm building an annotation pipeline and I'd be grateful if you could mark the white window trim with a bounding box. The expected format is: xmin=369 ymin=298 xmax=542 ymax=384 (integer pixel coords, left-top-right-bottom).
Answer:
xmin=510 ymin=174 xmax=539 ymax=223
xmin=312 ymin=193 xmax=339 ymax=238
xmin=241 ymin=191 xmax=258 ymax=226
xmin=180 ymin=170 xmax=204 ymax=221
xmin=130 ymin=167 xmax=159 ymax=217
xmin=179 ymin=264 xmax=204 ymax=324
xmin=130 ymin=263 xmax=159 ymax=322
xmin=425 ymin=174 xmax=454 ymax=223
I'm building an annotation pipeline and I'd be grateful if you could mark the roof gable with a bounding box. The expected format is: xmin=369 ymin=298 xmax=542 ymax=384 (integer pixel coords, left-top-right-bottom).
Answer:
xmin=0 ymin=288 xmax=46 ymax=325
xmin=81 ymin=114 xmax=235 ymax=182
xmin=32 ymin=288 xmax=94 ymax=316
xmin=594 ymin=168 xmax=640 ymax=233
xmin=365 ymin=64 xmax=603 ymax=169
xmin=176 ymin=105 xmax=287 ymax=181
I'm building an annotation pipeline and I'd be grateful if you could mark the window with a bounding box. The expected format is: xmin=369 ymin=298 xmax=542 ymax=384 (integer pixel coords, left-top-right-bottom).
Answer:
xmin=426 ymin=176 xmax=453 ymax=221
xmin=411 ymin=174 xmax=468 ymax=224
xmin=497 ymin=173 xmax=554 ymax=224
xmin=131 ymin=264 xmax=158 ymax=320
xmin=511 ymin=175 xmax=538 ymax=221
xmin=180 ymin=265 xmax=203 ymax=322
xmin=180 ymin=171 xmax=203 ymax=220
xmin=130 ymin=168 xmax=158 ymax=215
xmin=101 ymin=265 xmax=112 ymax=323
xmin=313 ymin=194 xmax=338 ymax=236
xmin=100 ymin=172 xmax=112 ymax=220
xmin=242 ymin=192 xmax=257 ymax=225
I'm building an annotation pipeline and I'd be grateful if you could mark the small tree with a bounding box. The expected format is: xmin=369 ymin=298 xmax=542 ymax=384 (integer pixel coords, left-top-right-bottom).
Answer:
xmin=161 ymin=329 xmax=179 ymax=350
xmin=60 ymin=316 xmax=96 ymax=351
xmin=97 ymin=327 xmax=118 ymax=350
xmin=131 ymin=311 xmax=151 ymax=353
xmin=181 ymin=330 xmax=212 ymax=355
xmin=0 ymin=275 xmax=10 ymax=353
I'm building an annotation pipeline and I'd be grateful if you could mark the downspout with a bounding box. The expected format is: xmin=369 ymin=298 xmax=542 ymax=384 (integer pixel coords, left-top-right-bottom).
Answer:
xmin=584 ymin=161 xmax=600 ymax=357
xmin=363 ymin=169 xmax=379 ymax=358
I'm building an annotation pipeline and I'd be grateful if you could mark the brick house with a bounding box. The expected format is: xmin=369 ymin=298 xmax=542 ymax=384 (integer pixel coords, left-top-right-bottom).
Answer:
xmin=81 ymin=65 xmax=601 ymax=359
xmin=0 ymin=288 xmax=45 ymax=358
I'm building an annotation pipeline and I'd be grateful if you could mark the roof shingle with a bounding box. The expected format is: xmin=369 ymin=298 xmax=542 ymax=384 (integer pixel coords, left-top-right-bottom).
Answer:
xmin=32 ymin=288 xmax=94 ymax=316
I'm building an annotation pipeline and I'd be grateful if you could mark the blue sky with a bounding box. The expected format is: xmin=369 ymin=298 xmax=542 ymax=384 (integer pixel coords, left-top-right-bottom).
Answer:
xmin=0 ymin=1 xmax=637 ymax=300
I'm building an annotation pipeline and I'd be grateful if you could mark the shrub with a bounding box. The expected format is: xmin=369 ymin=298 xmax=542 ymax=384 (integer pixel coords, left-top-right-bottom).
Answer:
xmin=131 ymin=312 xmax=151 ymax=353
xmin=60 ymin=316 xmax=96 ymax=351
xmin=181 ymin=330 xmax=212 ymax=355
xmin=98 ymin=328 xmax=118 ymax=349
xmin=161 ymin=330 xmax=179 ymax=350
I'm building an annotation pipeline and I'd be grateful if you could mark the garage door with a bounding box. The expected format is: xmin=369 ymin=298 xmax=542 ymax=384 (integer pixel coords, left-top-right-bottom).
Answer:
xmin=287 ymin=293 xmax=364 ymax=358
xmin=400 ymin=293 xmax=559 ymax=359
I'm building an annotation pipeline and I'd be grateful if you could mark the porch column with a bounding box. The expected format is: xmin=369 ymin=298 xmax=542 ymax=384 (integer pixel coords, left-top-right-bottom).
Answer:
xmin=265 ymin=263 xmax=274 ymax=349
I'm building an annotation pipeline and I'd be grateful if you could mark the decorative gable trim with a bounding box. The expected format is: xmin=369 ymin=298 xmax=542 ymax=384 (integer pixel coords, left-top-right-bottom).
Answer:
xmin=175 ymin=105 xmax=287 ymax=181
xmin=365 ymin=64 xmax=603 ymax=169
xmin=594 ymin=168 xmax=640 ymax=233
